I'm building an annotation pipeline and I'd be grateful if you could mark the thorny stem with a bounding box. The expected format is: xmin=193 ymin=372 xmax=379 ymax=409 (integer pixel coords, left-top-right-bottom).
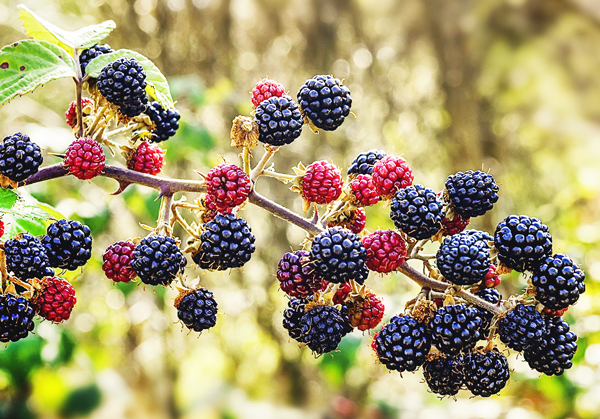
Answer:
xmin=250 ymin=146 xmax=279 ymax=182
xmin=157 ymin=194 xmax=174 ymax=235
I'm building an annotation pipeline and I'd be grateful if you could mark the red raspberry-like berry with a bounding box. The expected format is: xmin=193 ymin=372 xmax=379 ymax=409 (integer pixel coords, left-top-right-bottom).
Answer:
xmin=371 ymin=331 xmax=380 ymax=352
xmin=441 ymin=212 xmax=471 ymax=236
xmin=484 ymin=265 xmax=501 ymax=288
xmin=319 ymin=280 xmax=353 ymax=305
xmin=276 ymin=250 xmax=322 ymax=298
xmin=362 ymin=229 xmax=407 ymax=273
xmin=251 ymin=78 xmax=286 ymax=108
xmin=348 ymin=290 xmax=385 ymax=331
xmin=102 ymin=241 xmax=137 ymax=283
xmin=328 ymin=208 xmax=366 ymax=234
xmin=205 ymin=163 xmax=251 ymax=212
xmin=34 ymin=277 xmax=76 ymax=323
xmin=63 ymin=138 xmax=106 ymax=180
xmin=349 ymin=174 xmax=380 ymax=206
xmin=542 ymin=307 xmax=569 ymax=317
xmin=127 ymin=141 xmax=165 ymax=175
xmin=65 ymin=98 xmax=93 ymax=128
xmin=0 ymin=219 xmax=4 ymax=237
xmin=301 ymin=161 xmax=343 ymax=205
xmin=372 ymin=155 xmax=414 ymax=199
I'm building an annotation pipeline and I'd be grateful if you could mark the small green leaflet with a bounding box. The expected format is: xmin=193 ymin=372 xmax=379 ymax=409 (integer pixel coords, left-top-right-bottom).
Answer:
xmin=18 ymin=5 xmax=116 ymax=53
xmin=0 ymin=189 xmax=61 ymax=237
xmin=85 ymin=49 xmax=174 ymax=109
xmin=0 ymin=40 xmax=77 ymax=105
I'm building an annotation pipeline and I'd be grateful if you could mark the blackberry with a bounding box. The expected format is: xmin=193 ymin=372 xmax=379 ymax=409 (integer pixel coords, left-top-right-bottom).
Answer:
xmin=347 ymin=149 xmax=387 ymax=176
xmin=283 ymin=297 xmax=308 ymax=343
xmin=532 ymin=253 xmax=585 ymax=310
xmin=390 ymin=184 xmax=445 ymax=240
xmin=205 ymin=163 xmax=251 ymax=211
xmin=309 ymin=227 xmax=367 ymax=284
xmin=145 ymin=102 xmax=181 ymax=142
xmin=445 ymin=170 xmax=499 ymax=218
xmin=131 ymin=235 xmax=186 ymax=286
xmin=423 ymin=352 xmax=465 ymax=397
xmin=436 ymin=231 xmax=491 ymax=285
xmin=42 ymin=219 xmax=93 ymax=270
xmin=463 ymin=347 xmax=510 ymax=397
xmin=362 ymin=229 xmax=407 ymax=273
xmin=102 ymin=241 xmax=137 ymax=283
xmin=523 ymin=316 xmax=577 ymax=376
xmin=175 ymin=288 xmax=218 ymax=333
xmin=472 ymin=288 xmax=502 ymax=337
xmin=97 ymin=58 xmax=147 ymax=108
xmin=79 ymin=44 xmax=114 ymax=74
xmin=192 ymin=213 xmax=256 ymax=271
xmin=119 ymin=99 xmax=147 ymax=118
xmin=0 ymin=133 xmax=43 ymax=182
xmin=252 ymin=78 xmax=285 ymax=107
xmin=498 ymin=303 xmax=545 ymax=351
xmin=33 ymin=277 xmax=76 ymax=323
xmin=374 ymin=315 xmax=431 ymax=372
xmin=255 ymin=96 xmax=303 ymax=146
xmin=0 ymin=293 xmax=35 ymax=343
xmin=494 ymin=215 xmax=552 ymax=272
xmin=297 ymin=75 xmax=352 ymax=131
xmin=428 ymin=304 xmax=482 ymax=355
xmin=277 ymin=250 xmax=322 ymax=298
xmin=301 ymin=305 xmax=347 ymax=355
xmin=301 ymin=161 xmax=344 ymax=205
xmin=5 ymin=233 xmax=54 ymax=280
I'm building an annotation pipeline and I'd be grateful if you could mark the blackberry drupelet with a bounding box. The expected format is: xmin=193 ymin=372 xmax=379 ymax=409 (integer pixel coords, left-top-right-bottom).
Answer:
xmin=309 ymin=227 xmax=367 ymax=284
xmin=436 ymin=231 xmax=491 ymax=285
xmin=42 ymin=219 xmax=93 ymax=270
xmin=374 ymin=315 xmax=431 ymax=372
xmin=0 ymin=132 xmax=43 ymax=182
xmin=145 ymin=101 xmax=181 ymax=142
xmin=494 ymin=215 xmax=552 ymax=272
xmin=283 ymin=297 xmax=309 ymax=343
xmin=301 ymin=305 xmax=347 ymax=355
xmin=175 ymin=288 xmax=218 ymax=332
xmin=463 ymin=347 xmax=510 ymax=397
xmin=498 ymin=303 xmax=546 ymax=351
xmin=523 ymin=316 xmax=577 ymax=376
xmin=423 ymin=352 xmax=465 ymax=397
xmin=255 ymin=95 xmax=303 ymax=146
xmin=428 ymin=304 xmax=482 ymax=355
xmin=5 ymin=233 xmax=54 ymax=280
xmin=97 ymin=58 xmax=147 ymax=108
xmin=347 ymin=149 xmax=387 ymax=176
xmin=79 ymin=44 xmax=114 ymax=74
xmin=277 ymin=250 xmax=321 ymax=298
xmin=0 ymin=293 xmax=35 ymax=343
xmin=472 ymin=288 xmax=502 ymax=337
xmin=297 ymin=75 xmax=352 ymax=131
xmin=192 ymin=213 xmax=256 ymax=270
xmin=532 ymin=253 xmax=585 ymax=310
xmin=445 ymin=170 xmax=499 ymax=218
xmin=131 ymin=235 xmax=186 ymax=286
xmin=390 ymin=184 xmax=445 ymax=240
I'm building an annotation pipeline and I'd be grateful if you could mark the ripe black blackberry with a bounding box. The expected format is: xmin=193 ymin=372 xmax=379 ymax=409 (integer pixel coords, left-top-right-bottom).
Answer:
xmin=472 ymin=288 xmax=502 ymax=337
xmin=5 ymin=233 xmax=54 ymax=280
xmin=297 ymin=75 xmax=352 ymax=131
xmin=309 ymin=227 xmax=367 ymax=284
xmin=463 ymin=347 xmax=510 ymax=397
xmin=532 ymin=253 xmax=585 ymax=310
xmin=282 ymin=297 xmax=308 ymax=343
xmin=79 ymin=44 xmax=114 ymax=74
xmin=42 ymin=219 xmax=93 ymax=270
xmin=498 ymin=303 xmax=546 ymax=351
xmin=523 ymin=316 xmax=577 ymax=376
xmin=465 ymin=229 xmax=493 ymax=243
xmin=192 ymin=213 xmax=256 ymax=271
xmin=301 ymin=305 xmax=347 ymax=355
xmin=97 ymin=57 xmax=147 ymax=109
xmin=131 ymin=235 xmax=186 ymax=286
xmin=119 ymin=99 xmax=147 ymax=118
xmin=0 ymin=293 xmax=36 ymax=343
xmin=423 ymin=352 xmax=465 ymax=397
xmin=347 ymin=149 xmax=387 ymax=176
xmin=145 ymin=101 xmax=181 ymax=142
xmin=428 ymin=304 xmax=482 ymax=355
xmin=436 ymin=231 xmax=491 ymax=285
xmin=390 ymin=185 xmax=445 ymax=240
xmin=175 ymin=288 xmax=218 ymax=333
xmin=254 ymin=96 xmax=303 ymax=146
xmin=494 ymin=215 xmax=552 ymax=272
xmin=0 ymin=132 xmax=43 ymax=182
xmin=444 ymin=170 xmax=499 ymax=218
xmin=374 ymin=315 xmax=431 ymax=372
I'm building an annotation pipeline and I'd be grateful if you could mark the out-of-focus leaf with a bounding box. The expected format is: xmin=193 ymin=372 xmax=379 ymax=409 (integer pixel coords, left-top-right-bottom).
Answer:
xmin=0 ymin=334 xmax=44 ymax=386
xmin=59 ymin=383 xmax=102 ymax=417
xmin=318 ymin=336 xmax=361 ymax=386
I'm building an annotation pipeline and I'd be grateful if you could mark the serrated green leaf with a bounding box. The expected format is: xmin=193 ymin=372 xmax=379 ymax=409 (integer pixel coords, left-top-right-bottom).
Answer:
xmin=0 ymin=189 xmax=19 ymax=210
xmin=0 ymin=40 xmax=76 ymax=105
xmin=85 ymin=49 xmax=174 ymax=109
xmin=18 ymin=5 xmax=116 ymax=53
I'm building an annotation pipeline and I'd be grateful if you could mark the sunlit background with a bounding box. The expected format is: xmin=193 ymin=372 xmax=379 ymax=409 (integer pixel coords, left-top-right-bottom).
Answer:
xmin=1 ymin=0 xmax=600 ymax=417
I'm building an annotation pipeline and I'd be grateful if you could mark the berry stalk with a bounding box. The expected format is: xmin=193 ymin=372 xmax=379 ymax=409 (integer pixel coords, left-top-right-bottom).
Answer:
xmin=73 ymin=49 xmax=84 ymax=139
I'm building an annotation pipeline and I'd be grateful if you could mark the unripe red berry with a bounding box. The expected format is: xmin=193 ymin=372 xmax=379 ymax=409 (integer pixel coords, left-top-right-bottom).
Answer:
xmin=34 ymin=277 xmax=76 ymax=323
xmin=372 ymin=155 xmax=414 ymax=199
xmin=252 ymin=78 xmax=286 ymax=108
xmin=127 ymin=141 xmax=165 ymax=175
xmin=301 ymin=161 xmax=343 ymax=205
xmin=349 ymin=174 xmax=380 ymax=206
xmin=65 ymin=98 xmax=93 ymax=128
xmin=362 ymin=229 xmax=407 ymax=273
xmin=102 ymin=241 xmax=137 ymax=283
xmin=205 ymin=163 xmax=251 ymax=212
xmin=63 ymin=138 xmax=106 ymax=180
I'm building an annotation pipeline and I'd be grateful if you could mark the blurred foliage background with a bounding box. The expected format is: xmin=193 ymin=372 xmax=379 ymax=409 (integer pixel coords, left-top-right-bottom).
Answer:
xmin=1 ymin=0 xmax=600 ymax=417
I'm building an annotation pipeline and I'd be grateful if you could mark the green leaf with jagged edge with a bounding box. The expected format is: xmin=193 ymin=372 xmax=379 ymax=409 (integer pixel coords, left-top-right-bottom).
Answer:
xmin=18 ymin=4 xmax=116 ymax=54
xmin=0 ymin=40 xmax=77 ymax=105
xmin=0 ymin=189 xmax=63 ymax=237
xmin=85 ymin=49 xmax=174 ymax=109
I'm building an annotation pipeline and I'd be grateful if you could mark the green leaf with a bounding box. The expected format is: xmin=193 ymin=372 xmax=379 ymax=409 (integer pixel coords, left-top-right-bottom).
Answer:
xmin=0 ymin=189 xmax=19 ymax=210
xmin=85 ymin=49 xmax=174 ymax=109
xmin=18 ymin=5 xmax=116 ymax=53
xmin=0 ymin=40 xmax=76 ymax=105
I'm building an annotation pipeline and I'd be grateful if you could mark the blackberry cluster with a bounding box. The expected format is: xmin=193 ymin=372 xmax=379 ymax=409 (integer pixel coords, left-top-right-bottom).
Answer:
xmin=79 ymin=44 xmax=114 ymax=74
xmin=5 ymin=233 xmax=54 ymax=280
xmin=97 ymin=58 xmax=147 ymax=116
xmin=374 ymin=315 xmax=431 ymax=372
xmin=131 ymin=235 xmax=186 ymax=286
xmin=301 ymin=305 xmax=347 ymax=355
xmin=423 ymin=352 xmax=464 ymax=397
xmin=0 ymin=293 xmax=35 ymax=343
xmin=390 ymin=184 xmax=445 ymax=240
xmin=494 ymin=215 xmax=552 ymax=272
xmin=463 ymin=347 xmax=510 ymax=397
xmin=297 ymin=75 xmax=352 ymax=131
xmin=347 ymin=150 xmax=387 ymax=176
xmin=0 ymin=133 xmax=43 ymax=182
xmin=498 ymin=303 xmax=546 ymax=351
xmin=42 ymin=219 xmax=93 ymax=270
xmin=282 ymin=297 xmax=308 ymax=343
xmin=175 ymin=288 xmax=218 ymax=333
xmin=428 ymin=304 xmax=482 ymax=355
xmin=436 ymin=231 xmax=491 ymax=285
xmin=532 ymin=253 xmax=585 ymax=310
xmin=192 ymin=213 xmax=256 ymax=270
xmin=445 ymin=170 xmax=499 ymax=218
xmin=523 ymin=316 xmax=577 ymax=376
xmin=309 ymin=227 xmax=367 ymax=284
xmin=254 ymin=96 xmax=303 ymax=146
xmin=145 ymin=102 xmax=181 ymax=142
xmin=277 ymin=250 xmax=321 ymax=298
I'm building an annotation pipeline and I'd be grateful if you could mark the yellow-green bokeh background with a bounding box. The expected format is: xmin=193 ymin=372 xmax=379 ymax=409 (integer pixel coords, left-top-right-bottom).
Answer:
xmin=1 ymin=0 xmax=600 ymax=418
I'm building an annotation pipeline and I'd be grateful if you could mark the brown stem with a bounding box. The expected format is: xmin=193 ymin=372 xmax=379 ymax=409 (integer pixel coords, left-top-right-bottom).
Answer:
xmin=73 ymin=49 xmax=84 ymax=138
xmin=0 ymin=248 xmax=7 ymax=291
xmin=250 ymin=146 xmax=279 ymax=182
xmin=157 ymin=194 xmax=174 ymax=235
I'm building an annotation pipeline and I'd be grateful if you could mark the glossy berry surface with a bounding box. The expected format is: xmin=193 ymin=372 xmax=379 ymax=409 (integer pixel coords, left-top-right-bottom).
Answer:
xmin=484 ymin=264 xmax=501 ymax=288
xmin=498 ymin=303 xmax=546 ymax=351
xmin=0 ymin=293 xmax=36 ymax=343
xmin=463 ymin=347 xmax=510 ymax=397
xmin=531 ymin=253 xmax=585 ymax=310
xmin=145 ymin=101 xmax=181 ymax=142
xmin=441 ymin=212 xmax=470 ymax=236
xmin=347 ymin=290 xmax=385 ymax=331
xmin=349 ymin=174 xmax=380 ymax=206
xmin=301 ymin=161 xmax=343 ymax=205
xmin=255 ymin=95 xmax=303 ymax=146
xmin=65 ymin=97 xmax=93 ymax=128
xmin=297 ymin=75 xmax=352 ymax=131
xmin=34 ymin=277 xmax=76 ymax=323
xmin=428 ymin=304 xmax=482 ymax=355
xmin=277 ymin=250 xmax=321 ymax=298
xmin=445 ymin=170 xmax=499 ymax=218
xmin=175 ymin=288 xmax=218 ymax=332
xmin=42 ymin=219 xmax=93 ymax=270
xmin=205 ymin=163 xmax=251 ymax=212
xmin=301 ymin=305 xmax=347 ymax=355
xmin=252 ymin=78 xmax=285 ymax=107
xmin=423 ymin=352 xmax=464 ymax=396
xmin=362 ymin=229 xmax=407 ymax=273
xmin=5 ymin=233 xmax=54 ymax=280
xmin=374 ymin=315 xmax=431 ymax=372
xmin=310 ymin=227 xmax=367 ymax=283
xmin=347 ymin=149 xmax=387 ymax=176
xmin=79 ymin=43 xmax=114 ymax=74
xmin=0 ymin=132 xmax=43 ymax=182
xmin=127 ymin=141 xmax=165 ymax=175
xmin=523 ymin=316 xmax=577 ymax=376
xmin=102 ymin=241 xmax=137 ymax=283
xmin=390 ymin=184 xmax=445 ymax=240
xmin=131 ymin=235 xmax=186 ymax=286
xmin=282 ymin=297 xmax=308 ymax=343
xmin=372 ymin=156 xmax=414 ymax=199
xmin=97 ymin=57 xmax=147 ymax=111
xmin=494 ymin=215 xmax=552 ymax=272
xmin=63 ymin=138 xmax=106 ymax=180
xmin=436 ymin=230 xmax=491 ymax=285
xmin=472 ymin=288 xmax=502 ymax=337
